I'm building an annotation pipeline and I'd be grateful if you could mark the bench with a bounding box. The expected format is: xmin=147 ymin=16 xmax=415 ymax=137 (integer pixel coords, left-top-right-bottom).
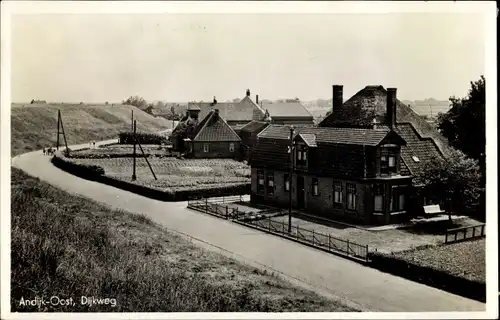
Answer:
xmin=423 ymin=204 xmax=445 ymax=216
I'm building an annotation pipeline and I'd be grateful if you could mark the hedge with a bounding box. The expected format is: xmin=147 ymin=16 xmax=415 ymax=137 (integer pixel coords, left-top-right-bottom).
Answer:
xmin=51 ymin=154 xmax=250 ymax=202
xmin=118 ymin=132 xmax=168 ymax=145
xmin=368 ymin=251 xmax=486 ymax=302
xmin=52 ymin=153 xmax=105 ymax=177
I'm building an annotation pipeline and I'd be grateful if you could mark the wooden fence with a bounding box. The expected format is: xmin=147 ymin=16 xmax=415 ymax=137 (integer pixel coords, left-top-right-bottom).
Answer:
xmin=445 ymin=223 xmax=486 ymax=244
xmin=187 ymin=197 xmax=369 ymax=262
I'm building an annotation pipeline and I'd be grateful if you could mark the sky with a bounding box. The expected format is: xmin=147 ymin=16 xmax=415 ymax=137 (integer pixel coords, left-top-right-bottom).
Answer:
xmin=11 ymin=12 xmax=486 ymax=103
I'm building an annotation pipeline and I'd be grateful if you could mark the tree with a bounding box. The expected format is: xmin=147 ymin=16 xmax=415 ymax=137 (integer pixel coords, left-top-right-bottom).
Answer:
xmin=123 ymin=95 xmax=148 ymax=109
xmin=420 ymin=149 xmax=482 ymax=220
xmin=437 ymin=76 xmax=485 ymax=163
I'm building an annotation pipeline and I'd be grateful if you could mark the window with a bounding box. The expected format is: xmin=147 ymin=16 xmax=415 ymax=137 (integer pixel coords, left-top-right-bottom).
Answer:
xmin=388 ymin=156 xmax=396 ymax=168
xmin=284 ymin=174 xmax=290 ymax=192
xmin=229 ymin=143 xmax=235 ymax=152
xmin=373 ymin=184 xmax=384 ymax=212
xmin=380 ymin=148 xmax=398 ymax=174
xmin=203 ymin=143 xmax=210 ymax=153
xmin=312 ymin=178 xmax=319 ymax=196
xmin=267 ymin=172 xmax=275 ymax=196
xmin=390 ymin=188 xmax=406 ymax=212
xmin=333 ymin=182 xmax=343 ymax=204
xmin=296 ymin=148 xmax=307 ymax=166
xmin=257 ymin=170 xmax=265 ymax=194
xmin=346 ymin=183 xmax=356 ymax=210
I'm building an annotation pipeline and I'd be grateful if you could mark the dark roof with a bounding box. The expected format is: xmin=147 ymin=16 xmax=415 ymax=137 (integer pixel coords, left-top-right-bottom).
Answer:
xmin=192 ymin=110 xmax=241 ymax=142
xmin=262 ymin=102 xmax=314 ymax=119
xmin=257 ymin=124 xmax=405 ymax=147
xmin=394 ymin=123 xmax=444 ymax=184
xmin=250 ymin=137 xmax=369 ymax=178
xmin=318 ymin=85 xmax=451 ymax=156
xmin=240 ymin=120 xmax=270 ymax=134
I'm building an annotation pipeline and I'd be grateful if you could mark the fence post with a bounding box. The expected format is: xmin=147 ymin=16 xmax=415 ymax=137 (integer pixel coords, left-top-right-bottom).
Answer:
xmin=347 ymin=239 xmax=350 ymax=255
xmin=464 ymin=229 xmax=467 ymax=240
xmin=312 ymin=229 xmax=315 ymax=245
xmin=445 ymin=232 xmax=448 ymax=244
xmin=328 ymin=234 xmax=331 ymax=251
xmin=205 ymin=198 xmax=208 ymax=213
xmin=472 ymin=227 xmax=475 ymax=238
xmin=481 ymin=225 xmax=484 ymax=236
xmin=297 ymin=225 xmax=299 ymax=240
xmin=282 ymin=221 xmax=285 ymax=235
xmin=226 ymin=205 xmax=228 ymax=219
xmin=455 ymin=232 xmax=458 ymax=241
xmin=365 ymin=245 xmax=369 ymax=261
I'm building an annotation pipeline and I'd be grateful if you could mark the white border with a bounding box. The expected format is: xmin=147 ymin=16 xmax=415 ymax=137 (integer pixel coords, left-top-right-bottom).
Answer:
xmin=1 ymin=1 xmax=497 ymax=320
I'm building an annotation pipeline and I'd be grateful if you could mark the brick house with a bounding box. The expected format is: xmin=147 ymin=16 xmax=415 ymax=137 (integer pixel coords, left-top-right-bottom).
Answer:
xmin=319 ymin=85 xmax=450 ymax=209
xmin=182 ymin=109 xmax=242 ymax=159
xmin=250 ymin=124 xmax=413 ymax=225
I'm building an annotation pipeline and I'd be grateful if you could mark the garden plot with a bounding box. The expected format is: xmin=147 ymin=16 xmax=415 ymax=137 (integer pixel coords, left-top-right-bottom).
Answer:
xmin=67 ymin=157 xmax=251 ymax=192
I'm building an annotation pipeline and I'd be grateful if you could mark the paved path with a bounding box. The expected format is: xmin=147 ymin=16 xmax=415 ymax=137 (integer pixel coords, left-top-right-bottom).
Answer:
xmin=11 ymin=143 xmax=486 ymax=312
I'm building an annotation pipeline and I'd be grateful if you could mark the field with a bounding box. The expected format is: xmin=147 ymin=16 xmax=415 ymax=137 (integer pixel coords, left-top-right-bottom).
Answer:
xmin=11 ymin=168 xmax=355 ymax=312
xmin=11 ymin=103 xmax=171 ymax=156
xmin=392 ymin=239 xmax=486 ymax=283
xmin=66 ymin=154 xmax=251 ymax=192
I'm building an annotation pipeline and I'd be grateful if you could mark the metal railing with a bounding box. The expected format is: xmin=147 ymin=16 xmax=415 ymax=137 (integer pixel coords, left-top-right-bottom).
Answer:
xmin=187 ymin=196 xmax=369 ymax=262
xmin=445 ymin=223 xmax=486 ymax=244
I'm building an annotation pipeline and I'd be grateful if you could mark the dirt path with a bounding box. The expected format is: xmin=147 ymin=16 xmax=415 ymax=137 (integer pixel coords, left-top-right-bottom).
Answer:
xmin=11 ymin=145 xmax=486 ymax=312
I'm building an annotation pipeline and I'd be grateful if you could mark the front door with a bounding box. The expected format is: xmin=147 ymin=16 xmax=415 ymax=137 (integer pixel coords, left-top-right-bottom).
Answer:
xmin=297 ymin=176 xmax=305 ymax=209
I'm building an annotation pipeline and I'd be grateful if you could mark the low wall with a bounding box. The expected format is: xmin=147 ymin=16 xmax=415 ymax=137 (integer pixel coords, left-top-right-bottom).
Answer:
xmin=368 ymin=251 xmax=486 ymax=302
xmin=51 ymin=153 xmax=250 ymax=202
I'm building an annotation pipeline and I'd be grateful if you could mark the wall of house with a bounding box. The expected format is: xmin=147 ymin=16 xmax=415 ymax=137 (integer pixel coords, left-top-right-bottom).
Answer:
xmin=250 ymin=167 xmax=372 ymax=224
xmin=192 ymin=141 xmax=241 ymax=159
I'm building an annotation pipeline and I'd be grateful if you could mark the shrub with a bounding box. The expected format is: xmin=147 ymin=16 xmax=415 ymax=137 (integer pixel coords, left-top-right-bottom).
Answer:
xmin=118 ymin=132 xmax=168 ymax=145
xmin=52 ymin=153 xmax=105 ymax=177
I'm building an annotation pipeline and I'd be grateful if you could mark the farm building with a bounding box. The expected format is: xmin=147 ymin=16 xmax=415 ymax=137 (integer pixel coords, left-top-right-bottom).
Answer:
xmin=181 ymin=89 xmax=315 ymax=127
xmin=260 ymin=101 xmax=315 ymax=125
xmin=171 ymin=107 xmax=242 ymax=159
xmin=249 ymin=85 xmax=452 ymax=225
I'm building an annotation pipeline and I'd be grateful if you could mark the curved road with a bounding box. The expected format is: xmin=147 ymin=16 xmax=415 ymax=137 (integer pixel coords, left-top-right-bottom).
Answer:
xmin=12 ymin=141 xmax=486 ymax=312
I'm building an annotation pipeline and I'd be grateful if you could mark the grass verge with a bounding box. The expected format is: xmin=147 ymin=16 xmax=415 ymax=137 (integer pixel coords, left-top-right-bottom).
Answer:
xmin=11 ymin=168 xmax=356 ymax=312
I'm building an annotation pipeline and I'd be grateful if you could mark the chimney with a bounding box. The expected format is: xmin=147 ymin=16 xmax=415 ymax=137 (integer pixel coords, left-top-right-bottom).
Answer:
xmin=214 ymin=108 xmax=219 ymax=115
xmin=332 ymin=85 xmax=343 ymax=113
xmin=256 ymin=94 xmax=259 ymax=104
xmin=211 ymin=96 xmax=217 ymax=106
xmin=246 ymin=89 xmax=251 ymax=97
xmin=386 ymin=88 xmax=397 ymax=129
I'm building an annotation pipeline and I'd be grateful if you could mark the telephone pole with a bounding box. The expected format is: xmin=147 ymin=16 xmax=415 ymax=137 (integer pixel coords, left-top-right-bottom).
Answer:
xmin=132 ymin=120 xmax=137 ymax=181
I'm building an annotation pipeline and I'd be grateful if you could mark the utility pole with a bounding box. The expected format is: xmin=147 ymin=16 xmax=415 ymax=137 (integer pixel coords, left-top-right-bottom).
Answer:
xmin=131 ymin=110 xmax=134 ymax=132
xmin=288 ymin=125 xmax=294 ymax=233
xmin=56 ymin=110 xmax=60 ymax=150
xmin=132 ymin=120 xmax=137 ymax=181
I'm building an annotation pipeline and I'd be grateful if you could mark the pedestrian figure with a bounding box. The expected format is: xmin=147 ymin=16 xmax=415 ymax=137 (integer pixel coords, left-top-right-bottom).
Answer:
xmin=93 ymin=140 xmax=96 ymax=148
xmin=42 ymin=148 xmax=46 ymax=155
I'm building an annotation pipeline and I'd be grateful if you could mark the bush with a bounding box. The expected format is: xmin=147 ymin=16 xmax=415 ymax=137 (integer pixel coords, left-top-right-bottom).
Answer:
xmin=52 ymin=153 xmax=105 ymax=177
xmin=118 ymin=132 xmax=167 ymax=145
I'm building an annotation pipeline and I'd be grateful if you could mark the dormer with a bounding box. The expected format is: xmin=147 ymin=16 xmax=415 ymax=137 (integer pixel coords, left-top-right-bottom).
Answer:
xmin=292 ymin=133 xmax=317 ymax=170
xmin=374 ymin=131 xmax=406 ymax=177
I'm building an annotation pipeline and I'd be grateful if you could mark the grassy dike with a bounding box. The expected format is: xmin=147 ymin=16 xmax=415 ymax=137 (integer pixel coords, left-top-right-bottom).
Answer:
xmin=10 ymin=168 xmax=357 ymax=312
